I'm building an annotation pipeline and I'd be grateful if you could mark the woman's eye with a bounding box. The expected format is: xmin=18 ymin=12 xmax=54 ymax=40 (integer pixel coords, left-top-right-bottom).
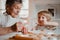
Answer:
xmin=38 ymin=17 xmax=40 ymax=18
xmin=38 ymin=17 xmax=41 ymax=19
xmin=14 ymin=6 xmax=18 ymax=9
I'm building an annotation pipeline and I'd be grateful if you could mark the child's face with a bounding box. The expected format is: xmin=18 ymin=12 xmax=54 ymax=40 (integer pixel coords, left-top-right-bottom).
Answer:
xmin=38 ymin=13 xmax=50 ymax=26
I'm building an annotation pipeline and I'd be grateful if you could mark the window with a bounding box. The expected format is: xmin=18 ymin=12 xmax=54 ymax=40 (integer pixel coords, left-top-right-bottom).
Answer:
xmin=19 ymin=0 xmax=29 ymax=18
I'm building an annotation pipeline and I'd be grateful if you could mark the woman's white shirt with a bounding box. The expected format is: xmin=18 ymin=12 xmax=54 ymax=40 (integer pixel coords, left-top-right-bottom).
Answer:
xmin=0 ymin=12 xmax=21 ymax=27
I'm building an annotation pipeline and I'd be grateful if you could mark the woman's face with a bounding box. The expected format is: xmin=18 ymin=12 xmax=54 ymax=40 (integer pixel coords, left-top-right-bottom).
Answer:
xmin=38 ymin=13 xmax=49 ymax=26
xmin=7 ymin=3 xmax=22 ymax=18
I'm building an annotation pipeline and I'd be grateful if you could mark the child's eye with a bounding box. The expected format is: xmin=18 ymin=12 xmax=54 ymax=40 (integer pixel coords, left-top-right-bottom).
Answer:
xmin=42 ymin=16 xmax=44 ymax=19
xmin=42 ymin=16 xmax=47 ymax=20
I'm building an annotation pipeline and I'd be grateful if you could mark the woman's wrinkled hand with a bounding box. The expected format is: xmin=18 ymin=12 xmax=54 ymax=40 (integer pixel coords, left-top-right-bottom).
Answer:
xmin=16 ymin=22 xmax=28 ymax=34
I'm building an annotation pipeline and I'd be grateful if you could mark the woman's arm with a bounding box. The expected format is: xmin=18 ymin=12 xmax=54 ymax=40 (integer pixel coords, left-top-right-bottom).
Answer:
xmin=0 ymin=27 xmax=13 ymax=36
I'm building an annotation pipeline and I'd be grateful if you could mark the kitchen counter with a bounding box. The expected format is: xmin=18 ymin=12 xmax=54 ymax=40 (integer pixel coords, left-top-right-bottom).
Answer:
xmin=0 ymin=30 xmax=59 ymax=40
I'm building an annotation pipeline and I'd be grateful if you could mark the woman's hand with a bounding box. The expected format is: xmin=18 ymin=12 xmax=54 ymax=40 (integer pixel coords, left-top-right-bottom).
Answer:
xmin=16 ymin=22 xmax=28 ymax=34
xmin=21 ymin=27 xmax=28 ymax=34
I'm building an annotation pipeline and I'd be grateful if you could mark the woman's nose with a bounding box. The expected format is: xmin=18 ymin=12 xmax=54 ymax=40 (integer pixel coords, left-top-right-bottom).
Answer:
xmin=17 ymin=10 xmax=20 ymax=13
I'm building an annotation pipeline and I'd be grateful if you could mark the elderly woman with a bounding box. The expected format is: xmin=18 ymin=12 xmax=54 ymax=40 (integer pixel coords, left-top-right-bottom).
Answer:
xmin=0 ymin=0 xmax=28 ymax=35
